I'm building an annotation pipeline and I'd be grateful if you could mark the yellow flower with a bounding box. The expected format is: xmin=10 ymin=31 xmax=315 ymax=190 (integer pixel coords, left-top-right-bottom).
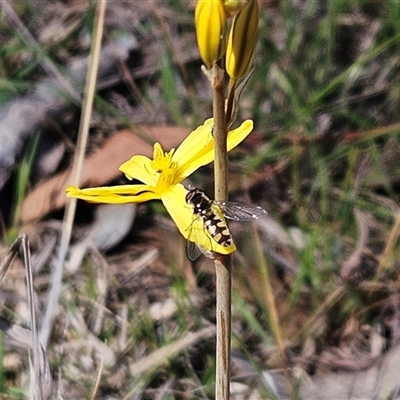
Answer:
xmin=226 ymin=0 xmax=259 ymax=80
xmin=67 ymin=118 xmax=253 ymax=256
xmin=195 ymin=0 xmax=227 ymax=68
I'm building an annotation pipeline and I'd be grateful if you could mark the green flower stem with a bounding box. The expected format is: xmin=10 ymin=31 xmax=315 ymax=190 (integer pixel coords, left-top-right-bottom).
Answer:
xmin=211 ymin=63 xmax=232 ymax=400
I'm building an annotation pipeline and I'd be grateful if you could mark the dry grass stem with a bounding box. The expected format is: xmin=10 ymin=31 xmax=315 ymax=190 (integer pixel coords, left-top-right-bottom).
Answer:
xmin=377 ymin=210 xmax=400 ymax=274
xmin=40 ymin=0 xmax=107 ymax=347
xmin=0 ymin=236 xmax=53 ymax=399
xmin=252 ymin=224 xmax=295 ymax=398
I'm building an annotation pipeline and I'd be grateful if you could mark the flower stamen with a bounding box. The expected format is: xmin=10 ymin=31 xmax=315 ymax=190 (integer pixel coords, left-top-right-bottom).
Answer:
xmin=151 ymin=143 xmax=176 ymax=173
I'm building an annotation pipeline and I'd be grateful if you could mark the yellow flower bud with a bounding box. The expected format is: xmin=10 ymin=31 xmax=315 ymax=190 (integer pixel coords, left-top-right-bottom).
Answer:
xmin=195 ymin=0 xmax=227 ymax=68
xmin=223 ymin=0 xmax=249 ymax=17
xmin=226 ymin=0 xmax=259 ymax=80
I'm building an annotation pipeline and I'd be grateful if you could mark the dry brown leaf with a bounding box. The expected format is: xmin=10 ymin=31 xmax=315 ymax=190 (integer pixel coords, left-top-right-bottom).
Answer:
xmin=21 ymin=125 xmax=189 ymax=223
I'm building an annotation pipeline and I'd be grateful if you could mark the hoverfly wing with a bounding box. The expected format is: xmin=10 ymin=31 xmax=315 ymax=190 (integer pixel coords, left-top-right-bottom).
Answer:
xmin=215 ymin=201 xmax=268 ymax=221
xmin=185 ymin=212 xmax=215 ymax=261
xmin=186 ymin=240 xmax=215 ymax=261
xmin=186 ymin=240 xmax=202 ymax=261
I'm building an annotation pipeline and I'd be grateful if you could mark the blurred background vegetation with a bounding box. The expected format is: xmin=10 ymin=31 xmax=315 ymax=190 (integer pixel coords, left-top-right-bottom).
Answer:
xmin=1 ymin=1 xmax=400 ymax=398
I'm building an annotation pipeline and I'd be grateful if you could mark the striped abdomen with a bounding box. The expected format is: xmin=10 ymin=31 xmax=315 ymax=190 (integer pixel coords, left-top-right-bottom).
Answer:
xmin=201 ymin=212 xmax=233 ymax=248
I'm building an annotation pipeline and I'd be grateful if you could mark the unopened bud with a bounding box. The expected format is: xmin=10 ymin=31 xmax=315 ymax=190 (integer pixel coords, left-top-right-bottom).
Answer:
xmin=226 ymin=0 xmax=259 ymax=80
xmin=195 ymin=0 xmax=227 ymax=68
xmin=223 ymin=0 xmax=249 ymax=17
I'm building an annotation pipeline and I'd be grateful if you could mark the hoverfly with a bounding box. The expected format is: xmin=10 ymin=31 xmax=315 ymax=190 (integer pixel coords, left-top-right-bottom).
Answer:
xmin=185 ymin=188 xmax=268 ymax=260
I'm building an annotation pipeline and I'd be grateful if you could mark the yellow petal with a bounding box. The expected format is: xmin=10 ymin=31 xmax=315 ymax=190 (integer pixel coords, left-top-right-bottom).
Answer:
xmin=226 ymin=119 xmax=254 ymax=152
xmin=172 ymin=118 xmax=214 ymax=166
xmin=66 ymin=185 xmax=158 ymax=203
xmin=161 ymin=184 xmax=195 ymax=238
xmin=174 ymin=119 xmax=253 ymax=180
xmin=161 ymin=184 xmax=236 ymax=256
xmin=119 ymin=155 xmax=158 ymax=186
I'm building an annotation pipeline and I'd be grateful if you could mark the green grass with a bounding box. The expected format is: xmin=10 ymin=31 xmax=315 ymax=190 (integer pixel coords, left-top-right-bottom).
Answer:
xmin=11 ymin=135 xmax=39 ymax=230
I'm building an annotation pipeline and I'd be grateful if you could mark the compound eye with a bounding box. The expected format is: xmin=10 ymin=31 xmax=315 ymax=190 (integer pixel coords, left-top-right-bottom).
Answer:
xmin=185 ymin=191 xmax=195 ymax=204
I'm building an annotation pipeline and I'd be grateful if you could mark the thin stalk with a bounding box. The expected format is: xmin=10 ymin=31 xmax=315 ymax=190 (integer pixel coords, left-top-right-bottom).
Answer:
xmin=377 ymin=210 xmax=400 ymax=274
xmin=214 ymin=254 xmax=231 ymax=400
xmin=252 ymin=224 xmax=295 ymax=399
xmin=213 ymin=65 xmax=228 ymax=201
xmin=22 ymin=234 xmax=42 ymax=400
xmin=212 ymin=64 xmax=231 ymax=400
xmin=40 ymin=0 xmax=107 ymax=347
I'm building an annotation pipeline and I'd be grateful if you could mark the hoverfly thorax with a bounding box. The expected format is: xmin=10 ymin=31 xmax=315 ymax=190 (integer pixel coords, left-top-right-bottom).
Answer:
xmin=186 ymin=188 xmax=213 ymax=216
